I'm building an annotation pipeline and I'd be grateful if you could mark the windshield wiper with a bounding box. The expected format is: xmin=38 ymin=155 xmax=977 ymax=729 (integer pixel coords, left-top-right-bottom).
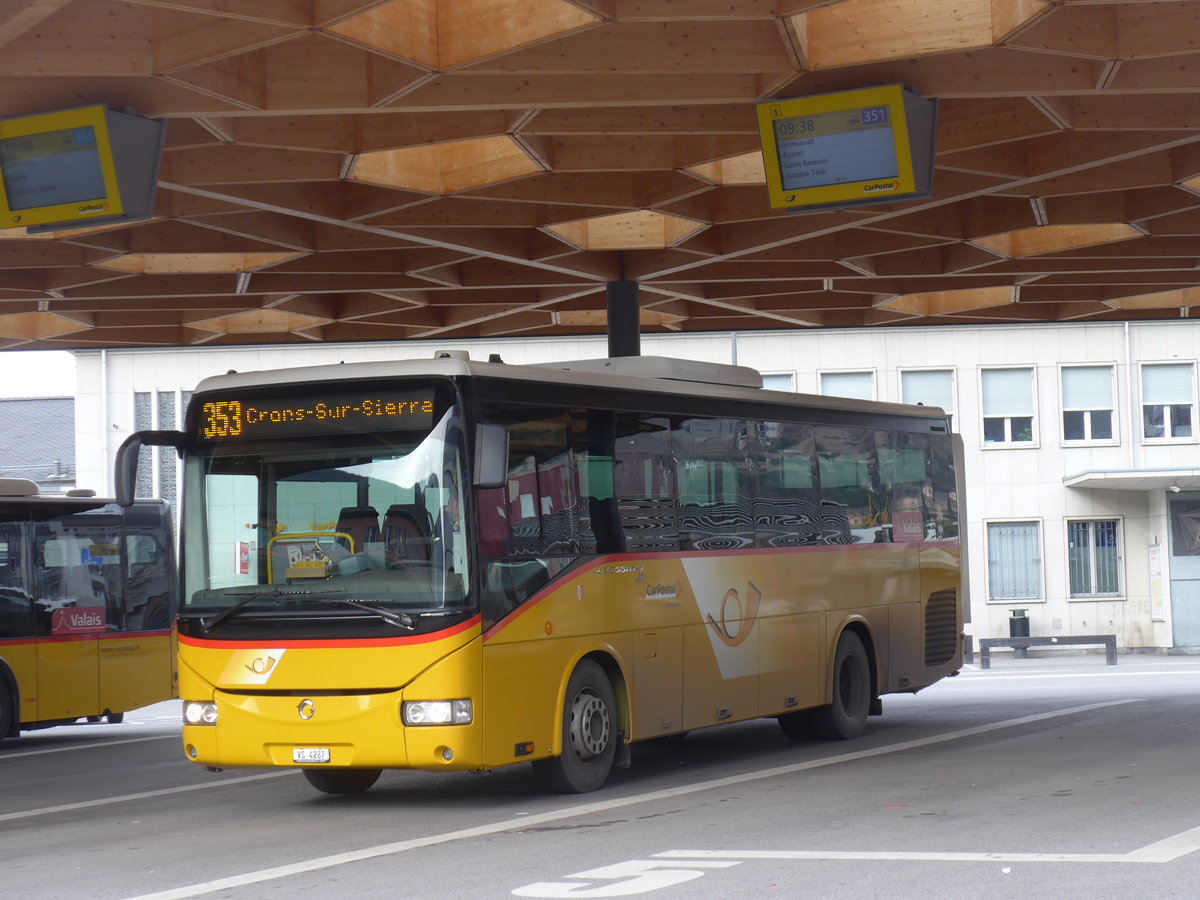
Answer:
xmin=198 ymin=588 xmax=416 ymax=633
xmin=198 ymin=588 xmax=335 ymax=633
xmin=311 ymin=596 xmax=416 ymax=630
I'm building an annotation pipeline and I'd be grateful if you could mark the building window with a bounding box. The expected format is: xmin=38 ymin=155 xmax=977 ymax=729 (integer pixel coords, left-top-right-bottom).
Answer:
xmin=1067 ymin=520 xmax=1121 ymax=597
xmin=821 ymin=371 xmax=873 ymax=401
xmin=1061 ymin=365 xmax=1114 ymax=442
xmin=901 ymin=369 xmax=954 ymax=425
xmin=981 ymin=368 xmax=1035 ymax=445
xmin=987 ymin=521 xmax=1042 ymax=600
xmin=1142 ymin=363 xmax=1194 ymax=440
xmin=762 ymin=373 xmax=794 ymax=392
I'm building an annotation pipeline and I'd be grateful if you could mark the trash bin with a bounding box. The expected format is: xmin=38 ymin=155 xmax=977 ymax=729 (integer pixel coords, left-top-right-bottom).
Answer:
xmin=1009 ymin=608 xmax=1029 ymax=659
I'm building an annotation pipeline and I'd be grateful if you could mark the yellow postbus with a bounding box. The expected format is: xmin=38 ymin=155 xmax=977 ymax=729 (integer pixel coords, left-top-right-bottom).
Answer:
xmin=0 ymin=480 xmax=176 ymax=739
xmin=118 ymin=353 xmax=964 ymax=795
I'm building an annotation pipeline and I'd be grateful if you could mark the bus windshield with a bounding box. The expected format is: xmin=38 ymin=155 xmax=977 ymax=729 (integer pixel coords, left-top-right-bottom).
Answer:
xmin=181 ymin=402 xmax=469 ymax=622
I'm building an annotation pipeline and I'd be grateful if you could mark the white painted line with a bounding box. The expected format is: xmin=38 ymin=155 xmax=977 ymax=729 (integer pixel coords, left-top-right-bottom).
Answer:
xmin=956 ymin=669 xmax=1200 ymax=681
xmin=655 ymin=824 xmax=1200 ymax=865
xmin=0 ymin=733 xmax=176 ymax=761
xmin=120 ymin=699 xmax=1136 ymax=900
xmin=0 ymin=771 xmax=294 ymax=823
xmin=1125 ymin=824 xmax=1200 ymax=862
xmin=661 ymin=849 xmax=1126 ymax=862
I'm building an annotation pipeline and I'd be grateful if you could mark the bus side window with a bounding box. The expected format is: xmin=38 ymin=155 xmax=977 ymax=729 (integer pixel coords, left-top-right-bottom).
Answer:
xmin=674 ymin=417 xmax=754 ymax=551
xmin=0 ymin=526 xmax=33 ymax=639
xmin=35 ymin=525 xmax=117 ymax=633
xmin=815 ymin=426 xmax=879 ymax=544
xmin=125 ymin=532 xmax=171 ymax=630
xmin=475 ymin=407 xmax=583 ymax=558
xmin=476 ymin=406 xmax=579 ymax=626
xmin=926 ymin=434 xmax=959 ymax=539
xmin=614 ymin=414 xmax=677 ymax=552
xmin=754 ymin=421 xmax=821 ymax=548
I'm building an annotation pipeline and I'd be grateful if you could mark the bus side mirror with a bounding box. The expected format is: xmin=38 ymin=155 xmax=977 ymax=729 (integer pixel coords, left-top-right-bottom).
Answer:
xmin=473 ymin=423 xmax=508 ymax=490
xmin=116 ymin=430 xmax=185 ymax=507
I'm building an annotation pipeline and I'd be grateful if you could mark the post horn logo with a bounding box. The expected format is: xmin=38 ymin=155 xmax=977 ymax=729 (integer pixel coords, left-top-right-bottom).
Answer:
xmin=297 ymin=699 xmax=316 ymax=720
xmin=706 ymin=581 xmax=763 ymax=648
xmin=245 ymin=655 xmax=277 ymax=675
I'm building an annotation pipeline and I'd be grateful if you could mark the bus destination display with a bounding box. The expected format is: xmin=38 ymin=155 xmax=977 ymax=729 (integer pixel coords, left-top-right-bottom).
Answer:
xmin=772 ymin=105 xmax=896 ymax=191
xmin=198 ymin=390 xmax=436 ymax=440
xmin=0 ymin=125 xmax=107 ymax=211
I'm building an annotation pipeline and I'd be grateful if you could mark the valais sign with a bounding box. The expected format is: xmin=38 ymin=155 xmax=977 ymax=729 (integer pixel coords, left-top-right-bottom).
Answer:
xmin=51 ymin=606 xmax=107 ymax=635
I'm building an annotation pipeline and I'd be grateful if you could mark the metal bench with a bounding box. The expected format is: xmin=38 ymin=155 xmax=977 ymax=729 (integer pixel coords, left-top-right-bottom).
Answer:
xmin=978 ymin=634 xmax=1117 ymax=669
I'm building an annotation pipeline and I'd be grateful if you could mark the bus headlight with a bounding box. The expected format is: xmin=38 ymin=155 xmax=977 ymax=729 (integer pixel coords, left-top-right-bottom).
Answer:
xmin=402 ymin=699 xmax=472 ymax=726
xmin=183 ymin=701 xmax=218 ymax=726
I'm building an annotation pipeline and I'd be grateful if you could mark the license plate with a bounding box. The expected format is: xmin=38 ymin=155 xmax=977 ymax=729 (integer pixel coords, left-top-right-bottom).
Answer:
xmin=292 ymin=747 xmax=330 ymax=764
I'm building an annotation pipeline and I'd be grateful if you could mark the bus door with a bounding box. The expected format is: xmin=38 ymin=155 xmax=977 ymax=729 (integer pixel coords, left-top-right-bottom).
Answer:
xmin=33 ymin=522 xmax=110 ymax=721
xmin=98 ymin=523 xmax=176 ymax=713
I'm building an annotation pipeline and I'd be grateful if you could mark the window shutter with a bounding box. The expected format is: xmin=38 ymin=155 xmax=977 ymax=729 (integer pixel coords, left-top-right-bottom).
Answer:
xmin=987 ymin=521 xmax=1042 ymax=599
xmin=1142 ymin=364 xmax=1193 ymax=404
xmin=982 ymin=368 xmax=1033 ymax=416
xmin=1061 ymin=366 xmax=1112 ymax=410
xmin=821 ymin=371 xmax=873 ymax=401
xmin=901 ymin=369 xmax=953 ymax=412
xmin=762 ymin=373 xmax=794 ymax=392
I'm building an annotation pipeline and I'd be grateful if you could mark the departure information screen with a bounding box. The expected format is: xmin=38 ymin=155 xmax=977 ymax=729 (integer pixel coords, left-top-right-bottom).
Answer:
xmin=0 ymin=125 xmax=106 ymax=211
xmin=195 ymin=389 xmax=437 ymax=441
xmin=772 ymin=105 xmax=897 ymax=191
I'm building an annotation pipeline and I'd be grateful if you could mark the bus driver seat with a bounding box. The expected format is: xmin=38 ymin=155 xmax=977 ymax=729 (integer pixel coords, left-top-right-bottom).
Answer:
xmin=335 ymin=506 xmax=380 ymax=554
xmin=383 ymin=504 xmax=432 ymax=567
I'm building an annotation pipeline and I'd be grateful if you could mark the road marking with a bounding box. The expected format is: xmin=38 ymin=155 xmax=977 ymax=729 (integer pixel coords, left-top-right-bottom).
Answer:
xmin=0 ymin=733 xmax=176 ymax=761
xmin=120 ymin=699 xmax=1136 ymax=900
xmin=655 ymin=825 xmax=1200 ymax=864
xmin=513 ymin=830 xmax=1200 ymax=896
xmin=0 ymin=771 xmax=293 ymax=823
xmin=957 ymin=669 xmax=1200 ymax=680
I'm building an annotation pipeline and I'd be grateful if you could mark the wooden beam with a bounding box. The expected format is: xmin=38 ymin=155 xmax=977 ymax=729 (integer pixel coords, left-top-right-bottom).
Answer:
xmin=154 ymin=10 xmax=301 ymax=73
xmin=457 ymin=20 xmax=792 ymax=73
xmin=797 ymin=0 xmax=994 ymax=70
xmin=0 ymin=0 xmax=73 ymax=50
xmin=124 ymin=0 xmax=312 ymax=26
xmin=0 ymin=2 xmax=154 ymax=76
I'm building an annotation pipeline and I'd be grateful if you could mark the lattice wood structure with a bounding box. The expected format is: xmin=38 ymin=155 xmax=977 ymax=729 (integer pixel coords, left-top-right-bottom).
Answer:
xmin=1 ymin=0 xmax=1199 ymax=348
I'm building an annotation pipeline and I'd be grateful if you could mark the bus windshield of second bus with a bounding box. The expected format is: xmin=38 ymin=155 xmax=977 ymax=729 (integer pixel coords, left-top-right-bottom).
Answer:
xmin=182 ymin=382 xmax=471 ymax=628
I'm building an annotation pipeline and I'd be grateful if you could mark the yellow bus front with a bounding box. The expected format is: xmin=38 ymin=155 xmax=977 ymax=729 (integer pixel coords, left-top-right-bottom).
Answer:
xmin=178 ymin=622 xmax=484 ymax=771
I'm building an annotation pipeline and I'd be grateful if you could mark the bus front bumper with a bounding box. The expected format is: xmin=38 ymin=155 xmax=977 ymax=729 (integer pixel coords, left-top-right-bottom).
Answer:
xmin=182 ymin=689 xmax=484 ymax=772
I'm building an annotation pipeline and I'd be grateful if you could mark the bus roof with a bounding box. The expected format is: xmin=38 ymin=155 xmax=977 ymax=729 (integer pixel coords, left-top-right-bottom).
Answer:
xmin=191 ymin=353 xmax=948 ymax=422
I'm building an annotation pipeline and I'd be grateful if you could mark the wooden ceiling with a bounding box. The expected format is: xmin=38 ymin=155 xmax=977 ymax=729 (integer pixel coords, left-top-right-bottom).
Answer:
xmin=2 ymin=0 xmax=1200 ymax=348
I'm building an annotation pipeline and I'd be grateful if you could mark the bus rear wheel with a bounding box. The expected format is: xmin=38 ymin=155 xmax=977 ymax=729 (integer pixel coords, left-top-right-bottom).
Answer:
xmin=809 ymin=630 xmax=872 ymax=740
xmin=532 ymin=660 xmax=617 ymax=794
xmin=302 ymin=767 xmax=381 ymax=795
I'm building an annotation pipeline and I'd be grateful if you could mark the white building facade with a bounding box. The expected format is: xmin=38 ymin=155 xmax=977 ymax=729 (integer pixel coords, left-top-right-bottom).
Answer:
xmin=74 ymin=320 xmax=1200 ymax=651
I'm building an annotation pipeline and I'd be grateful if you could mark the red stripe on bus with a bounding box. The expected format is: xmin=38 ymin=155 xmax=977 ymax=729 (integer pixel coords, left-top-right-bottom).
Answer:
xmin=178 ymin=615 xmax=481 ymax=650
xmin=0 ymin=630 xmax=173 ymax=648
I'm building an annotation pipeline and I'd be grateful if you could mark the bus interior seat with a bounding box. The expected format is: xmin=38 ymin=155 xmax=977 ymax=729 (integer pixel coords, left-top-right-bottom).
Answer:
xmin=335 ymin=506 xmax=380 ymax=553
xmin=383 ymin=504 xmax=432 ymax=563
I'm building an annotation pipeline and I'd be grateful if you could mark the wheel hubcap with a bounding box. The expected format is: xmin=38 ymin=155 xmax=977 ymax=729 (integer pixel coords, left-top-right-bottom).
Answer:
xmin=568 ymin=689 xmax=610 ymax=759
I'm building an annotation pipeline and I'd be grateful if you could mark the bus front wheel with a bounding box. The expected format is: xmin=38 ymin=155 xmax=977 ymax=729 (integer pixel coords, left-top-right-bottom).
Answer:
xmin=532 ymin=660 xmax=617 ymax=794
xmin=302 ymin=767 xmax=381 ymax=795
xmin=808 ymin=630 xmax=872 ymax=740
